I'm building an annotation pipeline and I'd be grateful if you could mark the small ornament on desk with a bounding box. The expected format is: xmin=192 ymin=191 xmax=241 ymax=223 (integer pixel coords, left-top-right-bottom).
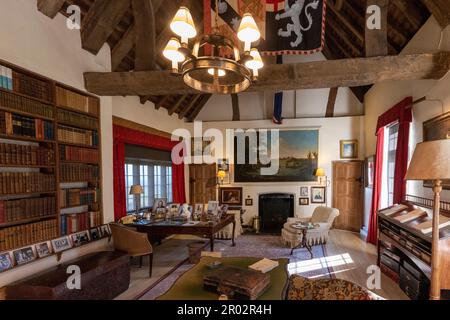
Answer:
xmin=218 ymin=294 xmax=228 ymax=300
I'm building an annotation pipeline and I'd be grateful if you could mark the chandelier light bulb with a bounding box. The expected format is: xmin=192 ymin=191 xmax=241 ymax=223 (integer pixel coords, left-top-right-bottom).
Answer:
xmin=245 ymin=48 xmax=264 ymax=70
xmin=170 ymin=7 xmax=197 ymax=44
xmin=237 ymin=13 xmax=261 ymax=50
xmin=208 ymin=68 xmax=226 ymax=77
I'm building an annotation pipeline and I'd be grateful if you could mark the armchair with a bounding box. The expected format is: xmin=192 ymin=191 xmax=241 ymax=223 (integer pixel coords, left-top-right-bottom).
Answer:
xmin=109 ymin=223 xmax=153 ymax=277
xmin=281 ymin=206 xmax=339 ymax=247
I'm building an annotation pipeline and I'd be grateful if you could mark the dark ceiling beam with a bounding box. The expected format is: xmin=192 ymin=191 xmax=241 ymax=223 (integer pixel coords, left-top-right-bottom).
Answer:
xmin=111 ymin=24 xmax=136 ymax=71
xmin=187 ymin=95 xmax=212 ymax=122
xmin=327 ymin=17 xmax=362 ymax=56
xmin=365 ymin=0 xmax=389 ymax=57
xmin=155 ymin=95 xmax=171 ymax=110
xmin=179 ymin=95 xmax=202 ymax=119
xmin=132 ymin=0 xmax=157 ymax=71
xmin=231 ymin=94 xmax=240 ymax=121
xmin=84 ymin=52 xmax=450 ymax=96
xmin=37 ymin=0 xmax=65 ymax=18
xmin=391 ymin=0 xmax=423 ymax=30
xmin=423 ymin=0 xmax=450 ymax=28
xmin=81 ymin=0 xmax=130 ymax=55
xmin=168 ymin=95 xmax=188 ymax=115
xmin=326 ymin=88 xmax=339 ymax=118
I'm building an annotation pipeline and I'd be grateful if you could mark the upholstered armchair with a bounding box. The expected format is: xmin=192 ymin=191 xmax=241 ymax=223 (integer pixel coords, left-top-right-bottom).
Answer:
xmin=109 ymin=223 xmax=153 ymax=277
xmin=281 ymin=206 xmax=339 ymax=247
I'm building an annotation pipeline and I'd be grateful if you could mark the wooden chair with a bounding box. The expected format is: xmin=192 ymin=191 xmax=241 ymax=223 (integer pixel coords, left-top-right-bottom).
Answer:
xmin=109 ymin=223 xmax=153 ymax=277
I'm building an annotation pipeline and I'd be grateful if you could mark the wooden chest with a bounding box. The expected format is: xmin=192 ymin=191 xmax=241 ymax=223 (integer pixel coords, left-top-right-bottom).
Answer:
xmin=203 ymin=265 xmax=270 ymax=300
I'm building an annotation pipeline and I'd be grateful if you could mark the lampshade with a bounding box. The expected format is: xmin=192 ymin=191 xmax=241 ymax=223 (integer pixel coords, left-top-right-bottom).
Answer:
xmin=405 ymin=140 xmax=450 ymax=181
xmin=208 ymin=68 xmax=226 ymax=77
xmin=170 ymin=7 xmax=197 ymax=41
xmin=217 ymin=170 xmax=227 ymax=179
xmin=245 ymin=48 xmax=264 ymax=70
xmin=163 ymin=38 xmax=185 ymax=63
xmin=237 ymin=13 xmax=260 ymax=44
xmin=130 ymin=185 xmax=144 ymax=195
xmin=315 ymin=168 xmax=326 ymax=177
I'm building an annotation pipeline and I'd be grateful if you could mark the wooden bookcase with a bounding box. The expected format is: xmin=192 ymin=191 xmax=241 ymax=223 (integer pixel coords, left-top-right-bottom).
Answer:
xmin=0 ymin=59 xmax=103 ymax=252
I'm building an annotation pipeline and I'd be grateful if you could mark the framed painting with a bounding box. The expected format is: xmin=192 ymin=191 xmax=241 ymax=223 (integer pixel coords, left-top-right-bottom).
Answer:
xmin=340 ymin=140 xmax=358 ymax=159
xmin=234 ymin=129 xmax=319 ymax=182
xmin=299 ymin=198 xmax=309 ymax=206
xmin=423 ymin=112 xmax=450 ymax=190
xmin=219 ymin=187 xmax=243 ymax=206
xmin=311 ymin=187 xmax=326 ymax=204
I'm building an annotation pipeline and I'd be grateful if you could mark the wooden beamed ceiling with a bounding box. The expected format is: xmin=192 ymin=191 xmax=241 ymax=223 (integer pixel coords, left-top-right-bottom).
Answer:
xmin=39 ymin=0 xmax=434 ymax=121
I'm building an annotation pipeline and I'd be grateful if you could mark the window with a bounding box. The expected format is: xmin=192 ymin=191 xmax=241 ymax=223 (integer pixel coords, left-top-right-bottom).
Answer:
xmin=125 ymin=160 xmax=173 ymax=213
xmin=383 ymin=123 xmax=399 ymax=207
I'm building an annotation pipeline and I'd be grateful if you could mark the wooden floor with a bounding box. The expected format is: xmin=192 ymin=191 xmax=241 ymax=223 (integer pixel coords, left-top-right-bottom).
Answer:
xmin=117 ymin=230 xmax=408 ymax=300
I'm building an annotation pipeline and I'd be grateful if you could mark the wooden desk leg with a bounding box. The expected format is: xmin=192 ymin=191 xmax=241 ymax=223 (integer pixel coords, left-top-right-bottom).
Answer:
xmin=232 ymin=220 xmax=236 ymax=247
xmin=210 ymin=235 xmax=214 ymax=252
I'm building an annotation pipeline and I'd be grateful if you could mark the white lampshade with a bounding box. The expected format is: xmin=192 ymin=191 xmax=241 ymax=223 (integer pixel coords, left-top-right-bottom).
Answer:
xmin=163 ymin=38 xmax=185 ymax=63
xmin=170 ymin=7 xmax=197 ymax=42
xmin=208 ymin=68 xmax=226 ymax=77
xmin=245 ymin=48 xmax=264 ymax=70
xmin=406 ymin=140 xmax=450 ymax=181
xmin=237 ymin=13 xmax=260 ymax=44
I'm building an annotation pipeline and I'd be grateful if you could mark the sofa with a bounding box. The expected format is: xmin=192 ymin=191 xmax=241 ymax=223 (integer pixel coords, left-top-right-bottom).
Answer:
xmin=281 ymin=206 xmax=339 ymax=247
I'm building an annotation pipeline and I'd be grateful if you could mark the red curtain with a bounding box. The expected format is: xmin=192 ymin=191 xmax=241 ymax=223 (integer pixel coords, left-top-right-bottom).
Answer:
xmin=113 ymin=125 xmax=186 ymax=221
xmin=367 ymin=97 xmax=412 ymax=245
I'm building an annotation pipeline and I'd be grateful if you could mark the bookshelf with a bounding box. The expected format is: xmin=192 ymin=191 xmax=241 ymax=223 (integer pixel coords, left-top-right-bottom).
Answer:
xmin=0 ymin=59 xmax=103 ymax=252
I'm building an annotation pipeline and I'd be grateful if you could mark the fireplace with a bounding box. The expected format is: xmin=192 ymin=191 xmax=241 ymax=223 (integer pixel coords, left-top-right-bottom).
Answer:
xmin=258 ymin=193 xmax=295 ymax=234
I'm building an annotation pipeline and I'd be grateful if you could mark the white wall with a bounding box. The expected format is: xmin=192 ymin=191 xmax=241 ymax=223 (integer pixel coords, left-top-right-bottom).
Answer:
xmin=363 ymin=16 xmax=450 ymax=227
xmin=0 ymin=0 xmax=112 ymax=286
xmin=197 ymin=52 xmax=363 ymax=121
xmin=187 ymin=116 xmax=365 ymax=224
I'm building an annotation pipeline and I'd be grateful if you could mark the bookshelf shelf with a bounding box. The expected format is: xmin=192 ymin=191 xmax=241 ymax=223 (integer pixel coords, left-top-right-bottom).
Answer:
xmin=0 ymin=59 xmax=103 ymax=252
xmin=60 ymin=203 xmax=98 ymax=211
xmin=0 ymin=215 xmax=57 ymax=229
xmin=0 ymin=106 xmax=54 ymax=121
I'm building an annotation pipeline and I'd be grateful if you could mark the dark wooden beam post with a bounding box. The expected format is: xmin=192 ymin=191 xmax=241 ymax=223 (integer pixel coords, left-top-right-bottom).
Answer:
xmin=187 ymin=95 xmax=212 ymax=122
xmin=168 ymin=95 xmax=188 ymax=115
xmin=132 ymin=0 xmax=157 ymax=71
xmin=326 ymin=88 xmax=339 ymax=118
xmin=423 ymin=0 xmax=450 ymax=29
xmin=155 ymin=96 xmax=170 ymax=110
xmin=179 ymin=95 xmax=202 ymax=119
xmin=81 ymin=0 xmax=130 ymax=55
xmin=111 ymin=25 xmax=136 ymax=71
xmin=231 ymin=94 xmax=240 ymax=121
xmin=365 ymin=0 xmax=389 ymax=57
xmin=37 ymin=0 xmax=65 ymax=18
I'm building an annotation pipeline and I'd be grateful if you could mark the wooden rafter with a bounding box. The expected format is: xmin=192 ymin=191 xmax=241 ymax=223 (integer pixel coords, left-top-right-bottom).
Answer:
xmin=37 ymin=0 xmax=65 ymax=18
xmin=326 ymin=88 xmax=339 ymax=117
xmin=84 ymin=53 xmax=450 ymax=96
xmin=179 ymin=95 xmax=202 ymax=119
xmin=423 ymin=0 xmax=450 ymax=28
xmin=168 ymin=95 xmax=188 ymax=115
xmin=81 ymin=0 xmax=130 ymax=55
xmin=111 ymin=24 xmax=136 ymax=71
xmin=155 ymin=95 xmax=171 ymax=109
xmin=187 ymin=94 xmax=212 ymax=122
xmin=132 ymin=0 xmax=157 ymax=71
xmin=365 ymin=0 xmax=388 ymax=57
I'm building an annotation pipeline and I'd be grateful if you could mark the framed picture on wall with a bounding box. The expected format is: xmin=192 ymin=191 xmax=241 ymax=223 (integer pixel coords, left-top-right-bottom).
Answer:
xmin=300 ymin=186 xmax=309 ymax=197
xmin=219 ymin=187 xmax=243 ymax=206
xmin=340 ymin=140 xmax=358 ymax=159
xmin=299 ymin=198 xmax=309 ymax=206
xmin=245 ymin=198 xmax=253 ymax=206
xmin=311 ymin=187 xmax=326 ymax=204
xmin=423 ymin=111 xmax=450 ymax=190
xmin=365 ymin=155 xmax=375 ymax=188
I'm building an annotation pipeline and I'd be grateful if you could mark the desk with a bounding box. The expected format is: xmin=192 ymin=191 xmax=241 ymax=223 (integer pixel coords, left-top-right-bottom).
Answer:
xmin=130 ymin=214 xmax=236 ymax=251
xmin=157 ymin=256 xmax=289 ymax=300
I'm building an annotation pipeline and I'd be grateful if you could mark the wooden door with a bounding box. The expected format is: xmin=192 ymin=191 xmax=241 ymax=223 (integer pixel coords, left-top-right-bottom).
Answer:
xmin=332 ymin=161 xmax=364 ymax=232
xmin=189 ymin=164 xmax=217 ymax=204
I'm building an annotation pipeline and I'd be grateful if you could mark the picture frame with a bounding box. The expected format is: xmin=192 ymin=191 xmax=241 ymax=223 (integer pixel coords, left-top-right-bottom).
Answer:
xmin=71 ymin=231 xmax=90 ymax=247
xmin=0 ymin=252 xmax=14 ymax=272
xmin=311 ymin=187 xmax=326 ymax=204
xmin=299 ymin=198 xmax=309 ymax=206
xmin=35 ymin=242 xmax=52 ymax=258
xmin=219 ymin=187 xmax=243 ymax=206
xmin=300 ymin=186 xmax=309 ymax=197
xmin=423 ymin=111 xmax=450 ymax=190
xmin=153 ymin=198 xmax=168 ymax=213
xmin=89 ymin=227 xmax=101 ymax=241
xmin=99 ymin=224 xmax=111 ymax=238
xmin=194 ymin=203 xmax=204 ymax=215
xmin=13 ymin=246 xmax=36 ymax=265
xmin=245 ymin=198 xmax=253 ymax=206
xmin=340 ymin=140 xmax=358 ymax=159
xmin=365 ymin=155 xmax=375 ymax=188
xmin=51 ymin=237 xmax=72 ymax=253
xmin=218 ymin=158 xmax=230 ymax=172
xmin=207 ymin=201 xmax=220 ymax=216
xmin=169 ymin=203 xmax=180 ymax=215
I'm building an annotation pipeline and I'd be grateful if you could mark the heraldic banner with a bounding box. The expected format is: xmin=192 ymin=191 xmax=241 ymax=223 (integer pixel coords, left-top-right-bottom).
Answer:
xmin=204 ymin=0 xmax=327 ymax=56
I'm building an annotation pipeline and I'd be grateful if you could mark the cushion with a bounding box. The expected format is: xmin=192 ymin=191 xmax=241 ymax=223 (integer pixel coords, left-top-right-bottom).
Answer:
xmin=286 ymin=275 xmax=373 ymax=300
xmin=311 ymin=206 xmax=339 ymax=224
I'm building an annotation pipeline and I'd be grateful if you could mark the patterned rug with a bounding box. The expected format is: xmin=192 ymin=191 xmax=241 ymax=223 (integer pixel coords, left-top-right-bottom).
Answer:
xmin=139 ymin=234 xmax=335 ymax=300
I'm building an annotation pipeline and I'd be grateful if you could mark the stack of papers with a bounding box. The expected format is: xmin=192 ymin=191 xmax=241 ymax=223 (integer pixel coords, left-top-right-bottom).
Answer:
xmin=249 ymin=258 xmax=279 ymax=273
xmin=413 ymin=215 xmax=450 ymax=234
xmin=393 ymin=209 xmax=426 ymax=223
xmin=379 ymin=204 xmax=408 ymax=216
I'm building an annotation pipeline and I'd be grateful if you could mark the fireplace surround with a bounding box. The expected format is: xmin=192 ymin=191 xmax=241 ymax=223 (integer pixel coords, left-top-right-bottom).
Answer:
xmin=258 ymin=193 xmax=295 ymax=233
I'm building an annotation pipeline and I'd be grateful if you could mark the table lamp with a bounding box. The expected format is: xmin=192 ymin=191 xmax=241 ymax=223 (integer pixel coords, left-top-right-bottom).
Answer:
xmin=405 ymin=139 xmax=450 ymax=300
xmin=130 ymin=184 xmax=144 ymax=217
xmin=315 ymin=168 xmax=328 ymax=186
xmin=217 ymin=170 xmax=227 ymax=185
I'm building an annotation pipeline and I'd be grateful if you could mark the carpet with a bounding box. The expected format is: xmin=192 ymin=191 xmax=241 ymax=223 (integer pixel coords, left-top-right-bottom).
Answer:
xmin=139 ymin=235 xmax=335 ymax=300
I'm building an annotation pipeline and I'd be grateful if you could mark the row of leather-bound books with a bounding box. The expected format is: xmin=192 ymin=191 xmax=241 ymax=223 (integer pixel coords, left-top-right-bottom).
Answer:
xmin=0 ymin=172 xmax=55 ymax=195
xmin=60 ymin=163 xmax=99 ymax=182
xmin=0 ymin=142 xmax=55 ymax=166
xmin=0 ymin=90 xmax=54 ymax=119
xmin=0 ymin=219 xmax=58 ymax=251
xmin=57 ymin=108 xmax=98 ymax=130
xmin=59 ymin=145 xmax=99 ymax=163
xmin=59 ymin=188 xmax=99 ymax=208
xmin=57 ymin=124 xmax=98 ymax=147
xmin=0 ymin=196 xmax=56 ymax=224
xmin=0 ymin=111 xmax=54 ymax=140
xmin=60 ymin=211 xmax=101 ymax=235
xmin=55 ymin=86 xmax=99 ymax=116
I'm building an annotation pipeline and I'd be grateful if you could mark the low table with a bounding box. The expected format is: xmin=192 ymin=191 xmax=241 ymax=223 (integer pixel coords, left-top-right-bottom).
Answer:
xmin=157 ymin=257 xmax=289 ymax=300
xmin=130 ymin=214 xmax=236 ymax=251
xmin=289 ymin=223 xmax=317 ymax=258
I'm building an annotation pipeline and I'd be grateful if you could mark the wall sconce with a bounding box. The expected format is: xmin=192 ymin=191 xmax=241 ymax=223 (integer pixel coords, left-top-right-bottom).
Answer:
xmin=217 ymin=170 xmax=227 ymax=185
xmin=315 ymin=168 xmax=330 ymax=186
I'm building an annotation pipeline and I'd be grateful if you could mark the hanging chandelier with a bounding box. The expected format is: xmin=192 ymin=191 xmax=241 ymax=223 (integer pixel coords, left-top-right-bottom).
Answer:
xmin=163 ymin=2 xmax=263 ymax=94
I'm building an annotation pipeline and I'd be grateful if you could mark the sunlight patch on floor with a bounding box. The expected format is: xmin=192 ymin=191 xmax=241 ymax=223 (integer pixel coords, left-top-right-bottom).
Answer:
xmin=288 ymin=253 xmax=355 ymax=275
